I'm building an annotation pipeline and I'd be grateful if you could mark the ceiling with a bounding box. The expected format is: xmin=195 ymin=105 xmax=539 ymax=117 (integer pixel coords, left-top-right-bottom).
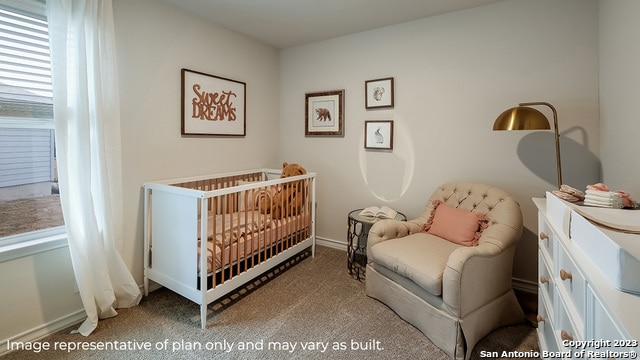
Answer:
xmin=158 ymin=0 xmax=503 ymax=49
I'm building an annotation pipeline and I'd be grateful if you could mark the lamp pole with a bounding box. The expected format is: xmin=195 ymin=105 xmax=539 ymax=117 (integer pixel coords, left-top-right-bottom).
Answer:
xmin=519 ymin=102 xmax=562 ymax=188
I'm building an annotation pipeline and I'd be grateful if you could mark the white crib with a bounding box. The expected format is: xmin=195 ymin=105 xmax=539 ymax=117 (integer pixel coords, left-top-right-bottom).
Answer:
xmin=143 ymin=168 xmax=316 ymax=328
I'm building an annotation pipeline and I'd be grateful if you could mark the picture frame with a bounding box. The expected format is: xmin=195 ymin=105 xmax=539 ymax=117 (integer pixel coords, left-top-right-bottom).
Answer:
xmin=364 ymin=120 xmax=394 ymax=150
xmin=305 ymin=89 xmax=345 ymax=136
xmin=181 ymin=68 xmax=246 ymax=136
xmin=365 ymin=77 xmax=394 ymax=109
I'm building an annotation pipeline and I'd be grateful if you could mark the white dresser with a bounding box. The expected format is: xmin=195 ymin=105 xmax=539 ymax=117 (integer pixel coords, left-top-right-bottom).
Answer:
xmin=534 ymin=195 xmax=639 ymax=359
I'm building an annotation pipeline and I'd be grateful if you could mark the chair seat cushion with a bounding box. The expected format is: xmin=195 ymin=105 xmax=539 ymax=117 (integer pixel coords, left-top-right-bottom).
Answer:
xmin=369 ymin=233 xmax=461 ymax=296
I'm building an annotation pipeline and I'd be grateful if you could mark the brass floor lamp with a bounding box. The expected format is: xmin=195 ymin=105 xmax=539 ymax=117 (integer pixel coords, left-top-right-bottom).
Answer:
xmin=493 ymin=102 xmax=562 ymax=188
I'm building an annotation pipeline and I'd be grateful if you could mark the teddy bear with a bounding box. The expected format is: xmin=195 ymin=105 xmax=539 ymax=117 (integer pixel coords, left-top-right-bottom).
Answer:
xmin=258 ymin=162 xmax=307 ymax=218
xmin=280 ymin=161 xmax=306 ymax=178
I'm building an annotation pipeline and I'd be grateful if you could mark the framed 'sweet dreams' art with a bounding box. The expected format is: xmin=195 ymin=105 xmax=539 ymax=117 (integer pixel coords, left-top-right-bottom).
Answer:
xmin=305 ymin=89 xmax=345 ymax=136
xmin=181 ymin=68 xmax=246 ymax=136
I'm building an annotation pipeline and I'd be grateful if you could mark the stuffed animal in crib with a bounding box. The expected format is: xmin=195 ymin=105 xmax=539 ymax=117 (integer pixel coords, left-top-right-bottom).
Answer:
xmin=280 ymin=162 xmax=306 ymax=178
xmin=273 ymin=162 xmax=307 ymax=218
xmin=258 ymin=162 xmax=307 ymax=218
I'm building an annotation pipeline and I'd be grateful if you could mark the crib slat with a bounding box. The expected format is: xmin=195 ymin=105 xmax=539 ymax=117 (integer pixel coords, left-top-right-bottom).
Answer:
xmin=235 ymin=194 xmax=241 ymax=277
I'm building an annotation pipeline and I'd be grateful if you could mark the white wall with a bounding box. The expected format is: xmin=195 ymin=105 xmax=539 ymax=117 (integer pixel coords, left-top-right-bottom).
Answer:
xmin=0 ymin=246 xmax=84 ymax=353
xmin=599 ymin=0 xmax=640 ymax=197
xmin=279 ymin=0 xmax=600 ymax=283
xmin=113 ymin=0 xmax=281 ymax=284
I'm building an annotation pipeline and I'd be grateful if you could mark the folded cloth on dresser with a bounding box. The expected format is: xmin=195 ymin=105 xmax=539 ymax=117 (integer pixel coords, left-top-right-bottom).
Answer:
xmin=561 ymin=184 xmax=585 ymax=200
xmin=584 ymin=189 xmax=623 ymax=208
xmin=552 ymin=184 xmax=585 ymax=202
xmin=617 ymin=191 xmax=637 ymax=208
xmin=584 ymin=183 xmax=637 ymax=209
xmin=585 ymin=189 xmax=622 ymax=201
xmin=553 ymin=190 xmax=579 ymax=202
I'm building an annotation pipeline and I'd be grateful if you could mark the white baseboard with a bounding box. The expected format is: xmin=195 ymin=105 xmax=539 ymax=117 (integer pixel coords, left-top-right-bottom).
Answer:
xmin=512 ymin=277 xmax=538 ymax=294
xmin=143 ymin=280 xmax=163 ymax=294
xmin=315 ymin=236 xmax=347 ymax=251
xmin=0 ymin=309 xmax=86 ymax=356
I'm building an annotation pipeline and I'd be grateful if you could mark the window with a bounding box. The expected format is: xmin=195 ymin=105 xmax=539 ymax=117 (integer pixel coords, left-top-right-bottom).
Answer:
xmin=0 ymin=0 xmax=64 ymax=245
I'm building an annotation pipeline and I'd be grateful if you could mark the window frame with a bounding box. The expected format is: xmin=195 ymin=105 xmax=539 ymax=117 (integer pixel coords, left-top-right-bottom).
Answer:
xmin=0 ymin=0 xmax=67 ymax=260
xmin=0 ymin=226 xmax=67 ymax=261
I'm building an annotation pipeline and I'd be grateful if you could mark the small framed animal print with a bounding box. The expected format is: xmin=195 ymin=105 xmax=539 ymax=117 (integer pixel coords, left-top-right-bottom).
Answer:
xmin=305 ymin=90 xmax=345 ymax=136
xmin=365 ymin=77 xmax=394 ymax=109
xmin=364 ymin=120 xmax=393 ymax=150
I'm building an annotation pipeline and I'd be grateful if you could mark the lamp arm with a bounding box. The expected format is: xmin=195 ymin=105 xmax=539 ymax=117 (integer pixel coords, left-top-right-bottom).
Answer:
xmin=519 ymin=102 xmax=563 ymax=188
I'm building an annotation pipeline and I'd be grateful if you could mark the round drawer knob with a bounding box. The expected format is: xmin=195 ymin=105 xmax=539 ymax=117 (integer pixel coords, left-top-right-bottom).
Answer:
xmin=560 ymin=269 xmax=573 ymax=281
xmin=540 ymin=275 xmax=550 ymax=284
xmin=560 ymin=330 xmax=574 ymax=341
xmin=539 ymin=232 xmax=549 ymax=240
xmin=536 ymin=314 xmax=545 ymax=323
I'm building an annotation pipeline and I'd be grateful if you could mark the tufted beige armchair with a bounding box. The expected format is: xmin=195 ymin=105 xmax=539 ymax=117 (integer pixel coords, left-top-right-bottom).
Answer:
xmin=366 ymin=182 xmax=524 ymax=360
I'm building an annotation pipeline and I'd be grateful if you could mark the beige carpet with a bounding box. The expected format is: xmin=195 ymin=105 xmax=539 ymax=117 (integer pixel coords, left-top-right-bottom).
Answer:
xmin=3 ymin=246 xmax=538 ymax=359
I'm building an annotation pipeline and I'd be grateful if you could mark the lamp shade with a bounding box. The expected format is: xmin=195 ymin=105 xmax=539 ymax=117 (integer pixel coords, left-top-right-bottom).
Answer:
xmin=492 ymin=102 xmax=562 ymax=188
xmin=493 ymin=106 xmax=551 ymax=131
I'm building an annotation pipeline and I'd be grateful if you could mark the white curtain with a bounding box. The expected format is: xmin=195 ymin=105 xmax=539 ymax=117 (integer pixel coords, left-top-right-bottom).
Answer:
xmin=47 ymin=0 xmax=141 ymax=336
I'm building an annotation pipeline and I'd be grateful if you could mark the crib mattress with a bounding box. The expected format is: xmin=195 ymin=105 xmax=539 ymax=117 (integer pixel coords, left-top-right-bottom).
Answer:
xmin=197 ymin=212 xmax=311 ymax=274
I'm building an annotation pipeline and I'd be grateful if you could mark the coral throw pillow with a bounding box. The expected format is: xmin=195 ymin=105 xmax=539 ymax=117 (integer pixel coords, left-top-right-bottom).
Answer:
xmin=423 ymin=200 xmax=486 ymax=246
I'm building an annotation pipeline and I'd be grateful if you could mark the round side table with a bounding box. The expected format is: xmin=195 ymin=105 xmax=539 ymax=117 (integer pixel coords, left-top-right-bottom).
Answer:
xmin=347 ymin=209 xmax=406 ymax=281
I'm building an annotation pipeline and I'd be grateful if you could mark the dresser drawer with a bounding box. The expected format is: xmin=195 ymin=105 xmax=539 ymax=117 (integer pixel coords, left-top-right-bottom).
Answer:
xmin=538 ymin=253 xmax=555 ymax=314
xmin=538 ymin=212 xmax=555 ymax=261
xmin=556 ymin=298 xmax=581 ymax=350
xmin=588 ymin=286 xmax=639 ymax=353
xmin=591 ymin=292 xmax=623 ymax=343
xmin=537 ymin=293 xmax=559 ymax=353
xmin=556 ymin=241 xmax=586 ymax=330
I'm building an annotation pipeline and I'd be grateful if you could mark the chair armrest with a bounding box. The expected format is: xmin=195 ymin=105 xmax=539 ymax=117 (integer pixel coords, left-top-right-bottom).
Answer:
xmin=367 ymin=219 xmax=423 ymax=260
xmin=442 ymin=223 xmax=521 ymax=317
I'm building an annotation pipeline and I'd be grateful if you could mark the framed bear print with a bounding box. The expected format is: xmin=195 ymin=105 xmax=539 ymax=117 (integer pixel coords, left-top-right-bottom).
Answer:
xmin=365 ymin=77 xmax=394 ymax=109
xmin=305 ymin=89 xmax=345 ymax=136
